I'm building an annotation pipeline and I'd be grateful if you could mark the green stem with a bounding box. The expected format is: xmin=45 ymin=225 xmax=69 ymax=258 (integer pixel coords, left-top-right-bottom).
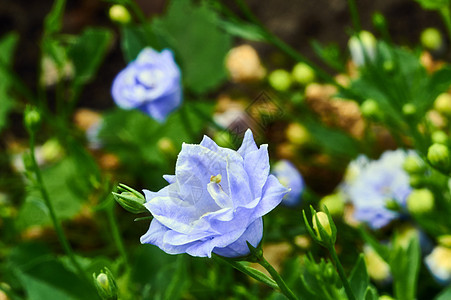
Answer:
xmin=440 ymin=6 xmax=451 ymax=42
xmin=328 ymin=245 xmax=356 ymax=300
xmin=127 ymin=0 xmax=148 ymax=24
xmin=347 ymin=0 xmax=361 ymax=32
xmin=257 ymin=256 xmax=299 ymax=300
xmin=106 ymin=201 xmax=129 ymax=267
xmin=28 ymin=131 xmax=86 ymax=280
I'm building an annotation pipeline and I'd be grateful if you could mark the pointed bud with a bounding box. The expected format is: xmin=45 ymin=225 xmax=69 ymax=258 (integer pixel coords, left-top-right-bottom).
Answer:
xmin=312 ymin=212 xmax=332 ymax=239
xmin=428 ymin=143 xmax=450 ymax=172
xmin=109 ymin=5 xmax=131 ymax=24
xmin=407 ymin=189 xmax=434 ymax=215
xmin=93 ymin=268 xmax=117 ymax=300
xmin=113 ymin=183 xmax=146 ymax=214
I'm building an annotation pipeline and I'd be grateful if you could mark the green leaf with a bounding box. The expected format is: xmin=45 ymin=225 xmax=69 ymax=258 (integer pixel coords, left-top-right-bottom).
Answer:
xmin=44 ymin=0 xmax=66 ymax=35
xmin=216 ymin=19 xmax=266 ymax=41
xmin=120 ymin=24 xmax=161 ymax=62
xmin=0 ymin=32 xmax=19 ymax=133
xmin=8 ymin=243 xmax=99 ymax=300
xmin=152 ymin=0 xmax=232 ymax=94
xmin=390 ymin=235 xmax=421 ymax=300
xmin=414 ymin=0 xmax=449 ymax=10
xmin=68 ymin=27 xmax=113 ymax=86
xmin=435 ymin=284 xmax=451 ymax=300
xmin=16 ymin=156 xmax=94 ymax=229
xmin=349 ymin=254 xmax=369 ymax=300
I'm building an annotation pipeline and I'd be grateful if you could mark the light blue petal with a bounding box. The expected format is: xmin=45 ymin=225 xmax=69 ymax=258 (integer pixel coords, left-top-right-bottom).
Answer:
xmin=237 ymin=129 xmax=258 ymax=158
xmin=243 ymin=145 xmax=270 ymax=199
xmin=207 ymin=182 xmax=233 ymax=208
xmin=213 ymin=218 xmax=263 ymax=258
xmin=252 ymin=175 xmax=288 ymax=218
xmin=185 ymin=228 xmax=246 ymax=258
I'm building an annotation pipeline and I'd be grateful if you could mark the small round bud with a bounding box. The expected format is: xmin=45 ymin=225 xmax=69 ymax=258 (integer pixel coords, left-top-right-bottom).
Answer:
xmin=402 ymin=103 xmax=416 ymax=116
xmin=292 ymin=62 xmax=315 ymax=85
xmin=379 ymin=296 xmax=395 ymax=300
xmin=432 ymin=131 xmax=448 ymax=144
xmin=428 ymin=143 xmax=450 ymax=172
xmin=360 ymin=99 xmax=381 ymax=120
xmin=421 ymin=28 xmax=442 ymax=51
xmin=434 ymin=93 xmax=451 ymax=115
xmin=226 ymin=45 xmax=266 ymax=82
xmin=372 ymin=12 xmax=386 ymax=30
xmin=286 ymin=123 xmax=310 ymax=145
xmin=312 ymin=212 xmax=332 ymax=239
xmin=403 ymin=155 xmax=426 ymax=174
xmin=157 ymin=137 xmax=176 ymax=156
xmin=383 ymin=61 xmax=395 ymax=72
xmin=24 ymin=106 xmax=41 ymax=133
xmin=93 ymin=268 xmax=117 ymax=300
xmin=319 ymin=194 xmax=345 ymax=216
xmin=407 ymin=189 xmax=434 ymax=215
xmin=268 ymin=69 xmax=292 ymax=91
xmin=364 ymin=245 xmax=391 ymax=282
xmin=109 ymin=5 xmax=131 ymax=24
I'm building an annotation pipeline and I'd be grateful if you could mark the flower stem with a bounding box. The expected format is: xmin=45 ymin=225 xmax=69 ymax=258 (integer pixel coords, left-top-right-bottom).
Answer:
xmin=257 ymin=255 xmax=299 ymax=300
xmin=106 ymin=201 xmax=129 ymax=268
xmin=328 ymin=245 xmax=356 ymax=300
xmin=347 ymin=0 xmax=361 ymax=32
xmin=440 ymin=6 xmax=451 ymax=42
xmin=28 ymin=131 xmax=86 ymax=281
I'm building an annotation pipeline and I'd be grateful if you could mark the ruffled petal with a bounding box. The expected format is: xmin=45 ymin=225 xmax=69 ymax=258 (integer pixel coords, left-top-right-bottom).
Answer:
xmin=252 ymin=175 xmax=288 ymax=218
xmin=243 ymin=145 xmax=270 ymax=199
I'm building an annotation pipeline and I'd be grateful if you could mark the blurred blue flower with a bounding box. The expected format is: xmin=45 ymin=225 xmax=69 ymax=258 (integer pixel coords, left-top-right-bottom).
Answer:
xmin=140 ymin=129 xmax=289 ymax=258
xmin=272 ymin=160 xmax=304 ymax=206
xmin=111 ymin=48 xmax=182 ymax=122
xmin=343 ymin=150 xmax=412 ymax=229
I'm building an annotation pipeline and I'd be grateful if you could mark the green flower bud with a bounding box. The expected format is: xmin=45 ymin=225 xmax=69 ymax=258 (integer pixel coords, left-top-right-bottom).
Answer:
xmin=407 ymin=189 xmax=434 ymax=215
xmin=292 ymin=62 xmax=315 ymax=85
xmin=41 ymin=139 xmax=64 ymax=162
xmin=372 ymin=12 xmax=387 ymax=30
xmin=434 ymin=93 xmax=451 ymax=115
xmin=319 ymin=193 xmax=345 ymax=216
xmin=312 ymin=212 xmax=332 ymax=239
xmin=24 ymin=106 xmax=41 ymax=133
xmin=402 ymin=103 xmax=416 ymax=116
xmin=432 ymin=131 xmax=448 ymax=144
xmin=379 ymin=296 xmax=395 ymax=300
xmin=268 ymin=69 xmax=292 ymax=91
xmin=360 ymin=99 xmax=382 ymax=120
xmin=109 ymin=5 xmax=131 ymax=24
xmin=421 ymin=28 xmax=442 ymax=51
xmin=383 ymin=61 xmax=395 ymax=72
xmin=113 ymin=184 xmax=146 ymax=214
xmin=428 ymin=143 xmax=451 ymax=172
xmin=93 ymin=268 xmax=117 ymax=300
xmin=403 ymin=155 xmax=426 ymax=174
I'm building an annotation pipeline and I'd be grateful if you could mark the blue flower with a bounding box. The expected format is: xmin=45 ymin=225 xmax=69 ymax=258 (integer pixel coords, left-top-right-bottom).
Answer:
xmin=111 ymin=48 xmax=182 ymax=122
xmin=272 ymin=160 xmax=304 ymax=206
xmin=343 ymin=150 xmax=412 ymax=229
xmin=140 ymin=130 xmax=289 ymax=258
